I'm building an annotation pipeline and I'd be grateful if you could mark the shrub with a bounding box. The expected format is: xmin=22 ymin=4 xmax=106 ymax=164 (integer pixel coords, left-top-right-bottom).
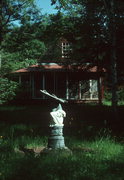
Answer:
xmin=103 ymin=88 xmax=124 ymax=105
xmin=0 ymin=78 xmax=18 ymax=105
xmin=104 ymin=90 xmax=112 ymax=102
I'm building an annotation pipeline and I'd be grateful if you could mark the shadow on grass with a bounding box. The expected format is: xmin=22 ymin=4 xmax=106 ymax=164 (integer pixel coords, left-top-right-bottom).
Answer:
xmin=0 ymin=104 xmax=124 ymax=139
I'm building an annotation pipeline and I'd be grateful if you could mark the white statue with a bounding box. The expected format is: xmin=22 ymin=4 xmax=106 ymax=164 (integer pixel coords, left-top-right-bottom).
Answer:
xmin=50 ymin=104 xmax=66 ymax=127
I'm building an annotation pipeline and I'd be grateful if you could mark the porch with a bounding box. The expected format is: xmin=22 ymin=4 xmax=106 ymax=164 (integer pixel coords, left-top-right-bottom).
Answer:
xmin=12 ymin=63 xmax=105 ymax=103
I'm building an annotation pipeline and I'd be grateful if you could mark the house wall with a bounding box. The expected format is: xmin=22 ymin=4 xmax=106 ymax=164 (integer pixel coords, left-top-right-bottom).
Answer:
xmin=13 ymin=71 xmax=104 ymax=102
xmin=25 ymin=71 xmax=100 ymax=101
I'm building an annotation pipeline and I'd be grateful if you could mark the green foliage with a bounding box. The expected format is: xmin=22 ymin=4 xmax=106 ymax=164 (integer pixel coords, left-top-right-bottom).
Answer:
xmin=0 ymin=0 xmax=46 ymax=77
xmin=1 ymin=51 xmax=23 ymax=75
xmin=104 ymin=90 xmax=112 ymax=102
xmin=20 ymin=40 xmax=46 ymax=59
xmin=103 ymin=88 xmax=124 ymax=105
xmin=1 ymin=45 xmax=44 ymax=76
xmin=0 ymin=78 xmax=19 ymax=104
xmin=1 ymin=0 xmax=39 ymax=28
xmin=0 ymin=0 xmax=41 ymax=49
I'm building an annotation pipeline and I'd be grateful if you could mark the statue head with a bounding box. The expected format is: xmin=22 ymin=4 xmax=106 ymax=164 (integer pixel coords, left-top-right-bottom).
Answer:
xmin=52 ymin=104 xmax=62 ymax=112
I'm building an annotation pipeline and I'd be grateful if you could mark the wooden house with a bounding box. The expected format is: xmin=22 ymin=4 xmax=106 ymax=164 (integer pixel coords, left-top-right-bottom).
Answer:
xmin=11 ymin=38 xmax=106 ymax=103
xmin=12 ymin=62 xmax=105 ymax=103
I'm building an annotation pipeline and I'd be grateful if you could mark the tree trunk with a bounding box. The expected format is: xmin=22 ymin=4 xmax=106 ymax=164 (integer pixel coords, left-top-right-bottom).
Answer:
xmin=103 ymin=0 xmax=118 ymax=112
xmin=0 ymin=52 xmax=1 ymax=69
xmin=0 ymin=1 xmax=2 ymax=70
xmin=109 ymin=0 xmax=118 ymax=112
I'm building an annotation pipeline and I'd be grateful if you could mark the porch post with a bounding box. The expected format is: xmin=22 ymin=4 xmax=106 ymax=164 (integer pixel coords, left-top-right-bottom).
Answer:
xmin=29 ymin=73 xmax=32 ymax=98
xmin=79 ymin=81 xmax=82 ymax=100
xmin=19 ymin=74 xmax=21 ymax=84
xmin=89 ymin=80 xmax=92 ymax=99
xmin=32 ymin=73 xmax=35 ymax=98
xmin=54 ymin=72 xmax=56 ymax=94
xmin=97 ymin=77 xmax=102 ymax=105
xmin=43 ymin=73 xmax=45 ymax=90
xmin=43 ymin=73 xmax=45 ymax=99
xmin=66 ymin=73 xmax=69 ymax=100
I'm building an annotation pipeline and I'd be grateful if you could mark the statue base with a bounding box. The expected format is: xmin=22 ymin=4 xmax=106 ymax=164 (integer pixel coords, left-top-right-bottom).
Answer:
xmin=41 ymin=146 xmax=72 ymax=156
xmin=41 ymin=126 xmax=72 ymax=155
xmin=47 ymin=126 xmax=66 ymax=149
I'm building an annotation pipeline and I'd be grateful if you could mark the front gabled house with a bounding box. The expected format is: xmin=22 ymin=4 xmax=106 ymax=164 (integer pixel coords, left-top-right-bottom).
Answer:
xmin=10 ymin=38 xmax=106 ymax=103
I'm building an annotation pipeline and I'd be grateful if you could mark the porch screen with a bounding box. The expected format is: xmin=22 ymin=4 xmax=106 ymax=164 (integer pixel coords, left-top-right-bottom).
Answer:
xmin=69 ymin=79 xmax=79 ymax=99
xmin=45 ymin=72 xmax=55 ymax=95
xmin=81 ymin=80 xmax=98 ymax=99
xmin=34 ymin=72 xmax=55 ymax=99
xmin=81 ymin=80 xmax=90 ymax=99
xmin=20 ymin=74 xmax=31 ymax=99
xmin=68 ymin=79 xmax=98 ymax=100
xmin=32 ymin=72 xmax=98 ymax=100
xmin=55 ymin=73 xmax=66 ymax=98
xmin=33 ymin=73 xmax=43 ymax=98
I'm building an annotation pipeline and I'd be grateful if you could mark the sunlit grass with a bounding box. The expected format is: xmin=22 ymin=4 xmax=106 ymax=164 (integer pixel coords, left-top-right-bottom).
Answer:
xmin=0 ymin=132 xmax=123 ymax=180
xmin=103 ymin=100 xmax=124 ymax=106
xmin=0 ymin=104 xmax=124 ymax=180
xmin=102 ymin=100 xmax=112 ymax=106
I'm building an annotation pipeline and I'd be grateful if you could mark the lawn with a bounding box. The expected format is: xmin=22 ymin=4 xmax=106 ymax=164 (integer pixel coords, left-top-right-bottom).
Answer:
xmin=0 ymin=104 xmax=124 ymax=180
xmin=0 ymin=134 xmax=123 ymax=180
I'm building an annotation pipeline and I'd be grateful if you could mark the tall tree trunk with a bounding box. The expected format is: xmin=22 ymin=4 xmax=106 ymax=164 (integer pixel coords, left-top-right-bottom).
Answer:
xmin=103 ymin=0 xmax=118 ymax=112
xmin=109 ymin=0 xmax=118 ymax=113
xmin=0 ymin=1 xmax=2 ymax=70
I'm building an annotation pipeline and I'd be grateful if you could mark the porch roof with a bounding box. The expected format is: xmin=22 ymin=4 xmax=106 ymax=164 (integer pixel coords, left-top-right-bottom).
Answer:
xmin=12 ymin=63 xmax=106 ymax=73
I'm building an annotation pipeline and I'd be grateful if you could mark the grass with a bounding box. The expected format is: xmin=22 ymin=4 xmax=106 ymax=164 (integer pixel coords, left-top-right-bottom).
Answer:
xmin=103 ymin=100 xmax=124 ymax=106
xmin=0 ymin=124 xmax=124 ymax=180
xmin=0 ymin=104 xmax=124 ymax=180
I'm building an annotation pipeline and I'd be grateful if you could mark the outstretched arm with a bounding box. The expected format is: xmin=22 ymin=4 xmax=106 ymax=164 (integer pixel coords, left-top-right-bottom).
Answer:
xmin=40 ymin=90 xmax=68 ymax=103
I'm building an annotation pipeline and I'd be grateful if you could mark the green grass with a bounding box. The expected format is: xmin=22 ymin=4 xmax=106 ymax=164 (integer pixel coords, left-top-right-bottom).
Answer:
xmin=0 ymin=129 xmax=124 ymax=180
xmin=0 ymin=105 xmax=124 ymax=180
xmin=103 ymin=100 xmax=124 ymax=106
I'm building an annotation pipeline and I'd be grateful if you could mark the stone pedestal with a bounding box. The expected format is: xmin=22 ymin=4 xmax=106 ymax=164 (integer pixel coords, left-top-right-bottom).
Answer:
xmin=48 ymin=126 xmax=66 ymax=149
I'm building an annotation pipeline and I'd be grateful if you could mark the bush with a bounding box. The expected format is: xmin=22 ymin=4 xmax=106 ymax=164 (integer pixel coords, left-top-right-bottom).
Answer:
xmin=0 ymin=78 xmax=18 ymax=105
xmin=104 ymin=90 xmax=112 ymax=102
xmin=103 ymin=88 xmax=124 ymax=105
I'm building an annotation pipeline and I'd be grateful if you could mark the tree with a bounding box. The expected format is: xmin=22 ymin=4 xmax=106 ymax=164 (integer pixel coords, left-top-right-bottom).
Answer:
xmin=50 ymin=0 xmax=124 ymax=108
xmin=0 ymin=77 xmax=18 ymax=104
xmin=0 ymin=0 xmax=39 ymax=43
xmin=102 ymin=0 xmax=117 ymax=111
xmin=39 ymin=12 xmax=74 ymax=63
xmin=0 ymin=0 xmax=45 ymax=104
xmin=50 ymin=0 xmax=108 ymax=64
xmin=0 ymin=0 xmax=47 ymax=75
xmin=0 ymin=0 xmax=42 ymax=71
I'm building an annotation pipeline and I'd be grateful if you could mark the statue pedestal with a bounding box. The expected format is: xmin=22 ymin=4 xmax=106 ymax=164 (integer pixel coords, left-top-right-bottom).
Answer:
xmin=48 ymin=126 xmax=66 ymax=149
xmin=42 ymin=126 xmax=72 ymax=155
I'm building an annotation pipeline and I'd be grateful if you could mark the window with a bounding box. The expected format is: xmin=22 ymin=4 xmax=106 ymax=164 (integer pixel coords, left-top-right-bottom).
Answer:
xmin=89 ymin=80 xmax=98 ymax=99
xmin=62 ymin=42 xmax=72 ymax=58
xmin=67 ymin=79 xmax=98 ymax=100
xmin=81 ymin=80 xmax=98 ymax=99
